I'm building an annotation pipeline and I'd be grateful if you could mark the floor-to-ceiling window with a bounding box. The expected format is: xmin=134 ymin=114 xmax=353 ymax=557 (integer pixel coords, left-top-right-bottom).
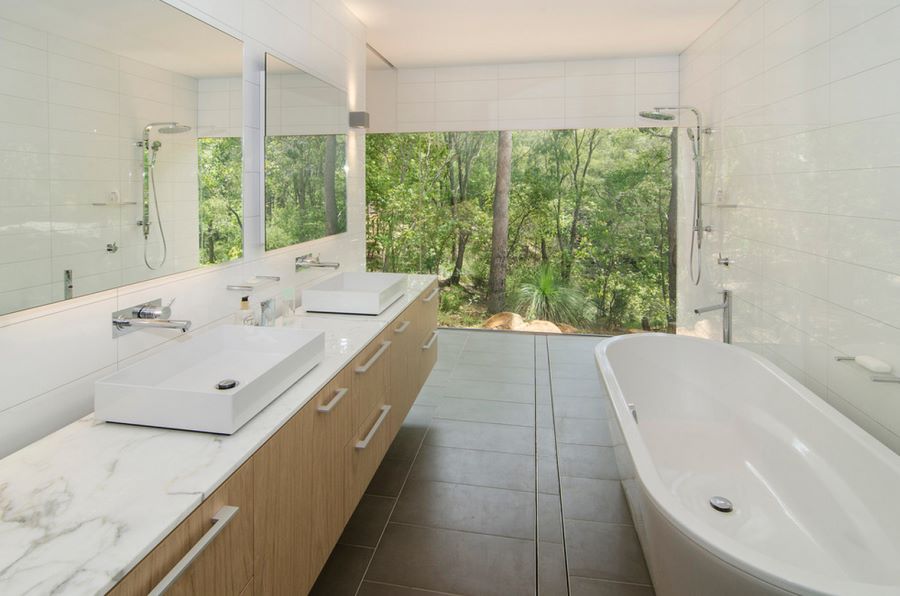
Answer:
xmin=366 ymin=128 xmax=677 ymax=335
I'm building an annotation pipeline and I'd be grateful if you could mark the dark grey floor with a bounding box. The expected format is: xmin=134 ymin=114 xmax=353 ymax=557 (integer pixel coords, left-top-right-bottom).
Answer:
xmin=311 ymin=329 xmax=654 ymax=596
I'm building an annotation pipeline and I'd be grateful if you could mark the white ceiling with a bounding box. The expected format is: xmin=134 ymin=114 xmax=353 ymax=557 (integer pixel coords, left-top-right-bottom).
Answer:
xmin=0 ymin=0 xmax=243 ymax=78
xmin=349 ymin=0 xmax=736 ymax=68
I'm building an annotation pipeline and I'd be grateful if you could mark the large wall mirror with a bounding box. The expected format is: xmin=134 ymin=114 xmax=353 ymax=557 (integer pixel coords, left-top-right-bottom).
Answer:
xmin=0 ymin=0 xmax=243 ymax=317
xmin=264 ymin=54 xmax=348 ymax=251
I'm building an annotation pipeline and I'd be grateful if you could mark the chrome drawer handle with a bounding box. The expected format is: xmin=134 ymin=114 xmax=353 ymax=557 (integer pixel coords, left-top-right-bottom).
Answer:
xmin=395 ymin=320 xmax=411 ymax=334
xmin=422 ymin=330 xmax=438 ymax=350
xmin=356 ymin=405 xmax=391 ymax=450
xmin=355 ymin=340 xmax=391 ymax=374
xmin=422 ymin=287 xmax=439 ymax=303
xmin=149 ymin=505 xmax=239 ymax=596
xmin=317 ymin=388 xmax=348 ymax=413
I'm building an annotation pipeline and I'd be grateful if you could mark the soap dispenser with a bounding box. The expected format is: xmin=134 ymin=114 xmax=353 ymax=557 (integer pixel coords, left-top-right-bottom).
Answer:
xmin=235 ymin=296 xmax=256 ymax=326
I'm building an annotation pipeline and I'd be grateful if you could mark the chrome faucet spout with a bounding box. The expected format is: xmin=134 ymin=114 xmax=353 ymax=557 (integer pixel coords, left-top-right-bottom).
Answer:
xmin=113 ymin=318 xmax=192 ymax=333
xmin=693 ymin=290 xmax=732 ymax=344
xmin=112 ymin=298 xmax=192 ymax=337
xmin=694 ymin=304 xmax=725 ymax=315
xmin=295 ymin=253 xmax=341 ymax=271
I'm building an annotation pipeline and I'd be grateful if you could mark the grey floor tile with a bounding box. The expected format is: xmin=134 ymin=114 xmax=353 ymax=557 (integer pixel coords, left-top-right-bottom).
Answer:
xmin=554 ymin=397 xmax=611 ymax=420
xmin=423 ymin=369 xmax=452 ymax=388
xmin=569 ymin=577 xmax=655 ymax=596
xmin=549 ymin=352 xmax=597 ymax=369
xmin=404 ymin=404 xmax=437 ymax=427
xmin=393 ymin=478 xmax=535 ymax=540
xmin=432 ymin=378 xmax=536 ymax=404
xmin=536 ymin=384 xmax=552 ymax=404
xmin=309 ymin=543 xmax=374 ymax=596
xmin=367 ymin=457 xmax=413 ymax=497
xmin=564 ymin=520 xmax=650 ymax=584
xmin=537 ymin=425 xmax=557 ymax=456
xmin=410 ymin=444 xmax=535 ymax=492
xmin=561 ymin=477 xmax=631 ymax=524
xmin=538 ymin=493 xmax=563 ymax=543
xmin=557 ymin=444 xmax=619 ymax=480
xmin=538 ymin=455 xmax=560 ymax=495
xmin=539 ymin=541 xmax=569 ymax=596
xmin=435 ymin=396 xmax=535 ymax=426
xmin=365 ymin=523 xmax=535 ymax=596
xmin=536 ymin=404 xmax=554 ymax=428
xmin=339 ymin=494 xmax=396 ymax=547
xmin=550 ymin=361 xmax=603 ymax=381
xmin=556 ymin=417 xmax=613 ymax=446
xmin=425 ymin=418 xmax=536 ymax=455
xmin=358 ymin=581 xmax=459 ymax=596
xmin=451 ymin=362 xmax=536 ymax=384
xmin=458 ymin=349 xmax=535 ymax=368
xmin=386 ymin=425 xmax=429 ymax=462
xmin=551 ymin=377 xmax=605 ymax=399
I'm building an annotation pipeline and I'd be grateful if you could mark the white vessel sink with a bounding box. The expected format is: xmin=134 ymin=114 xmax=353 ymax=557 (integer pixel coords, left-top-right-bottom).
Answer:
xmin=95 ymin=325 xmax=324 ymax=434
xmin=302 ymin=272 xmax=408 ymax=315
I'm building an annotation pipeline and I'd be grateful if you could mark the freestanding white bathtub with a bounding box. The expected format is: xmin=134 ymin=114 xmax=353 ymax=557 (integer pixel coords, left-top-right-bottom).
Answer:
xmin=595 ymin=333 xmax=900 ymax=596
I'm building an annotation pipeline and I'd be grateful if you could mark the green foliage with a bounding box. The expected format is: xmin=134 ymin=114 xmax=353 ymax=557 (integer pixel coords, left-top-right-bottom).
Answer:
xmin=366 ymin=128 xmax=675 ymax=333
xmin=513 ymin=265 xmax=594 ymax=325
xmin=265 ymin=134 xmax=347 ymax=250
xmin=198 ymin=137 xmax=243 ymax=265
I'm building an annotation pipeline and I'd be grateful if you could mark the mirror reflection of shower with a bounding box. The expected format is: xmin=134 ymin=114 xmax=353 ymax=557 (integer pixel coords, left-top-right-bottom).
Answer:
xmin=136 ymin=122 xmax=192 ymax=270
xmin=639 ymin=106 xmax=706 ymax=286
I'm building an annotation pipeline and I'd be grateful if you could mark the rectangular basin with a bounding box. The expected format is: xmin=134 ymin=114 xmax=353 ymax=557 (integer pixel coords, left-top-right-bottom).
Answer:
xmin=302 ymin=272 xmax=408 ymax=315
xmin=95 ymin=325 xmax=324 ymax=434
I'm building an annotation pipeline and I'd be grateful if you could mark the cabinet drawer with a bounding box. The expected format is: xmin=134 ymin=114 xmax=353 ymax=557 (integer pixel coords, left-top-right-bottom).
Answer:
xmin=308 ymin=372 xmax=352 ymax=577
xmin=419 ymin=281 xmax=439 ymax=339
xmin=345 ymin=402 xmax=393 ymax=510
xmin=110 ymin=461 xmax=254 ymax=596
xmin=351 ymin=328 xmax=393 ymax=433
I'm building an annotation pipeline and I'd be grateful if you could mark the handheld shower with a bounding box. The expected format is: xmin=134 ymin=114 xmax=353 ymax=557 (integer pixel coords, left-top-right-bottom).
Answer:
xmin=639 ymin=106 xmax=706 ymax=285
xmin=137 ymin=122 xmax=192 ymax=270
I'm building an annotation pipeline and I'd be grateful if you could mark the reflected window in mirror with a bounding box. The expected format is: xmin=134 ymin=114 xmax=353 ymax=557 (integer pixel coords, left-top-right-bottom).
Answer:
xmin=264 ymin=54 xmax=348 ymax=251
xmin=0 ymin=0 xmax=243 ymax=316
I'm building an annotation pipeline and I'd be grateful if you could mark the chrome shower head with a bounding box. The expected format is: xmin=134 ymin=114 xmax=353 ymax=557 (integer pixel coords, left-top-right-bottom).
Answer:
xmin=142 ymin=122 xmax=192 ymax=141
xmin=158 ymin=124 xmax=192 ymax=134
xmin=639 ymin=110 xmax=676 ymax=121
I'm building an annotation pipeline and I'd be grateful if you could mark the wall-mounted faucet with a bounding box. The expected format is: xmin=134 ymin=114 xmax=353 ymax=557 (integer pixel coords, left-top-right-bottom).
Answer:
xmin=717 ymin=253 xmax=731 ymax=266
xmin=296 ymin=253 xmax=340 ymax=271
xmin=694 ymin=290 xmax=732 ymax=344
xmin=112 ymin=298 xmax=191 ymax=337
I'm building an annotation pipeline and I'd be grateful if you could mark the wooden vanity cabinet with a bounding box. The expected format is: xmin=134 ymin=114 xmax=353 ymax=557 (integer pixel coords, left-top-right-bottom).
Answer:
xmin=417 ymin=281 xmax=440 ymax=389
xmin=111 ymin=283 xmax=439 ymax=596
xmin=108 ymin=460 xmax=255 ymax=596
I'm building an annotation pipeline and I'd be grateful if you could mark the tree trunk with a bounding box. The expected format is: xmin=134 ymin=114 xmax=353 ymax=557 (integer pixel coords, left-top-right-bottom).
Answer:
xmin=449 ymin=231 xmax=469 ymax=285
xmin=667 ymin=128 xmax=678 ymax=333
xmin=488 ymin=131 xmax=512 ymax=314
xmin=324 ymin=135 xmax=339 ymax=235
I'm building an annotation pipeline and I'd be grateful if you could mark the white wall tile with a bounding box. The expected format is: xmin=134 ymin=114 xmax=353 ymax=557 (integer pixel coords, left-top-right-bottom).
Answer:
xmin=680 ymin=0 xmax=900 ymax=453
xmin=0 ymin=0 xmax=367 ymax=458
xmin=371 ymin=56 xmax=676 ymax=133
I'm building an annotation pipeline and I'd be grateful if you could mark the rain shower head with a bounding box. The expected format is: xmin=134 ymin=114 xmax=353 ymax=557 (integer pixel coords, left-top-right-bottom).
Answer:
xmin=158 ymin=124 xmax=192 ymax=134
xmin=638 ymin=110 xmax=676 ymax=121
xmin=142 ymin=122 xmax=192 ymax=141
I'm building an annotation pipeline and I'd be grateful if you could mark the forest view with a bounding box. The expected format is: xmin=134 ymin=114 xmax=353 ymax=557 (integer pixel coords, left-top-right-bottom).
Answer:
xmin=265 ymin=134 xmax=348 ymax=250
xmin=366 ymin=128 xmax=677 ymax=334
xmin=198 ymin=137 xmax=243 ymax=265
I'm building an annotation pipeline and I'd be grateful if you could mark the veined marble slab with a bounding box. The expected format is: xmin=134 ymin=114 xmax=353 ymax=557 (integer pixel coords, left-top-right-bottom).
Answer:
xmin=0 ymin=275 xmax=436 ymax=595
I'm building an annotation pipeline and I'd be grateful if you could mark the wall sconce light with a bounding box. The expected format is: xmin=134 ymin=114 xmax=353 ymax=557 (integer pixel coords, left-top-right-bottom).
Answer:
xmin=349 ymin=111 xmax=370 ymax=129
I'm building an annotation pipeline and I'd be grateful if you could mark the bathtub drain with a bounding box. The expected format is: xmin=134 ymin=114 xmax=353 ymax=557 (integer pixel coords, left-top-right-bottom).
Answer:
xmin=709 ymin=496 xmax=733 ymax=513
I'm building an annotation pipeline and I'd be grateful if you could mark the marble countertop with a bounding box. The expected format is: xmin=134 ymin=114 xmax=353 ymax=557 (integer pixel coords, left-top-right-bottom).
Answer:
xmin=0 ymin=274 xmax=437 ymax=595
